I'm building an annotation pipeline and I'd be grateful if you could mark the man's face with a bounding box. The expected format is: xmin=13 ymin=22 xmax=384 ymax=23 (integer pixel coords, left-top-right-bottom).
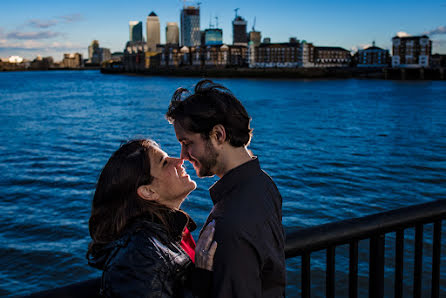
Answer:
xmin=173 ymin=122 xmax=219 ymax=177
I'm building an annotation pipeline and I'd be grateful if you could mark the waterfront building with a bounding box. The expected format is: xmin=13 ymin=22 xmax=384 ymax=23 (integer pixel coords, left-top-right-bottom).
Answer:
xmin=181 ymin=6 xmax=200 ymax=47
xmin=431 ymin=54 xmax=446 ymax=68
xmin=166 ymin=22 xmax=179 ymax=45
xmin=299 ymin=41 xmax=315 ymax=67
xmin=313 ymin=46 xmax=351 ymax=67
xmin=123 ymin=41 xmax=148 ymax=71
xmin=88 ymin=40 xmax=111 ymax=64
xmin=251 ymin=38 xmax=300 ymax=68
xmin=357 ymin=42 xmax=390 ymax=67
xmin=233 ymin=15 xmax=248 ymax=46
xmin=392 ymin=35 xmax=431 ymax=68
xmin=204 ymin=28 xmax=223 ymax=46
xmin=30 ymin=56 xmax=54 ymax=70
xmin=249 ymin=30 xmax=261 ymax=47
xmin=8 ymin=56 xmax=24 ymax=63
xmin=61 ymin=53 xmax=83 ymax=68
xmin=146 ymin=12 xmax=160 ymax=52
xmin=111 ymin=52 xmax=124 ymax=62
xmin=129 ymin=21 xmax=143 ymax=42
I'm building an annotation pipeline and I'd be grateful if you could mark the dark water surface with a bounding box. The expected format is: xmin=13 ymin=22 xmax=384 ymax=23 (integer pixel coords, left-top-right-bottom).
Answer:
xmin=0 ymin=71 xmax=445 ymax=296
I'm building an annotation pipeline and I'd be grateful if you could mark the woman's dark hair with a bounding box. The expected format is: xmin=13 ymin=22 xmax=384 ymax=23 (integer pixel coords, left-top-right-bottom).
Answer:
xmin=166 ymin=79 xmax=253 ymax=147
xmin=87 ymin=139 xmax=173 ymax=257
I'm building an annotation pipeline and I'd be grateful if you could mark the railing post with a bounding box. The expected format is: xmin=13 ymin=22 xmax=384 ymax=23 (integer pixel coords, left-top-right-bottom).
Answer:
xmin=349 ymin=240 xmax=358 ymax=298
xmin=432 ymin=221 xmax=441 ymax=298
xmin=326 ymin=246 xmax=335 ymax=298
xmin=414 ymin=224 xmax=423 ymax=298
xmin=302 ymin=253 xmax=311 ymax=298
xmin=369 ymin=234 xmax=385 ymax=298
xmin=395 ymin=230 xmax=404 ymax=298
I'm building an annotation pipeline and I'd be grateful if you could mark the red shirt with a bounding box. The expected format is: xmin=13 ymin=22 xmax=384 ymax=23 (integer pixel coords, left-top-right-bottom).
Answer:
xmin=181 ymin=227 xmax=196 ymax=262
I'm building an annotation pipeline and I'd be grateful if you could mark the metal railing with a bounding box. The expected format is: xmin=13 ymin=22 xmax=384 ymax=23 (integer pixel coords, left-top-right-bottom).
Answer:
xmin=284 ymin=199 xmax=446 ymax=298
xmin=26 ymin=200 xmax=445 ymax=297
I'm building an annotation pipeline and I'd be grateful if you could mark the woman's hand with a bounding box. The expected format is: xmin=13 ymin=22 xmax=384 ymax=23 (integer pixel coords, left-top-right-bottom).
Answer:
xmin=195 ymin=220 xmax=218 ymax=271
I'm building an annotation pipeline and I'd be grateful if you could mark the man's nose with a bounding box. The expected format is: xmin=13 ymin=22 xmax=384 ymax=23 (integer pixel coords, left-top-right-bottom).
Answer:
xmin=180 ymin=147 xmax=189 ymax=160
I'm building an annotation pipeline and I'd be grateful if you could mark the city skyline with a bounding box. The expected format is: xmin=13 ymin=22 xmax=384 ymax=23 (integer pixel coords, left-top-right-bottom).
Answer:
xmin=1 ymin=0 xmax=445 ymax=61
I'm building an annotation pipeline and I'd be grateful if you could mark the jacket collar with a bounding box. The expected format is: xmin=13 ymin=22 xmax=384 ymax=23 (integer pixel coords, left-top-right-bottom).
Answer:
xmin=209 ymin=157 xmax=260 ymax=205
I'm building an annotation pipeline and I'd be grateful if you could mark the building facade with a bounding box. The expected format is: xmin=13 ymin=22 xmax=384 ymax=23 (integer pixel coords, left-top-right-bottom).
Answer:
xmin=146 ymin=12 xmax=160 ymax=52
xmin=61 ymin=53 xmax=83 ymax=68
xmin=233 ymin=16 xmax=248 ymax=46
xmin=129 ymin=21 xmax=143 ymax=42
xmin=251 ymin=40 xmax=300 ymax=68
xmin=357 ymin=42 xmax=390 ymax=67
xmin=249 ymin=31 xmax=261 ymax=47
xmin=313 ymin=46 xmax=351 ymax=67
xmin=392 ymin=35 xmax=432 ymax=68
xmin=181 ymin=6 xmax=200 ymax=47
xmin=204 ymin=28 xmax=223 ymax=45
xmin=166 ymin=22 xmax=179 ymax=45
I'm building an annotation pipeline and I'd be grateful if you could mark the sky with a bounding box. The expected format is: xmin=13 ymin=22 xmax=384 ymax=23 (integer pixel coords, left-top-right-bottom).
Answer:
xmin=1 ymin=0 xmax=445 ymax=61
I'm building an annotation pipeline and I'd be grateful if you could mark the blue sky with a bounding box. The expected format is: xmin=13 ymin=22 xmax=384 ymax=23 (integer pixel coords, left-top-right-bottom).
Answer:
xmin=1 ymin=0 xmax=445 ymax=61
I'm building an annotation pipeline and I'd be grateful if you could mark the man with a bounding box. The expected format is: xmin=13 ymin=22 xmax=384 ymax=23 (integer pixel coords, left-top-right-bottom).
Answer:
xmin=166 ymin=80 xmax=286 ymax=297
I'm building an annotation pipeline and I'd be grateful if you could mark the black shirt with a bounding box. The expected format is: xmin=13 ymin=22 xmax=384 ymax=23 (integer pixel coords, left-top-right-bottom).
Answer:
xmin=202 ymin=158 xmax=286 ymax=297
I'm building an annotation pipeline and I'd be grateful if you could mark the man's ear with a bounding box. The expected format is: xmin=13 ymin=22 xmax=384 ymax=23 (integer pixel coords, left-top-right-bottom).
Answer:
xmin=210 ymin=124 xmax=226 ymax=145
xmin=137 ymin=185 xmax=159 ymax=202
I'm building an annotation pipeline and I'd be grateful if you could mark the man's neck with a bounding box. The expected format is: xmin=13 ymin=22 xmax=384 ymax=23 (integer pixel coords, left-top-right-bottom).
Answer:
xmin=216 ymin=146 xmax=253 ymax=178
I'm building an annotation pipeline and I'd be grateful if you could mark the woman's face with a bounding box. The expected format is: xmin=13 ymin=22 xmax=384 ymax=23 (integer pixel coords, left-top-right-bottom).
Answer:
xmin=147 ymin=146 xmax=197 ymax=208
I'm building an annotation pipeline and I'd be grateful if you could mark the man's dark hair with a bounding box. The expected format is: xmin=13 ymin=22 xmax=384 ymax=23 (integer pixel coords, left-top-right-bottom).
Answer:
xmin=166 ymin=79 xmax=253 ymax=147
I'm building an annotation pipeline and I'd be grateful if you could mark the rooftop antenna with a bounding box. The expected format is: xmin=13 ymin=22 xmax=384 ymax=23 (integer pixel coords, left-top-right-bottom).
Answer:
xmin=197 ymin=1 xmax=201 ymax=7
xmin=234 ymin=8 xmax=239 ymax=18
xmin=215 ymin=16 xmax=219 ymax=28
xmin=252 ymin=17 xmax=256 ymax=31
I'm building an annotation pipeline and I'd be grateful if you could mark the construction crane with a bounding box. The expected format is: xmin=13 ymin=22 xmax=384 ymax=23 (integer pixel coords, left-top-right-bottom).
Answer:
xmin=234 ymin=8 xmax=239 ymax=18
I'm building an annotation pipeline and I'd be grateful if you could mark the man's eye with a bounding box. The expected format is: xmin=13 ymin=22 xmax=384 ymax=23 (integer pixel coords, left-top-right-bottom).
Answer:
xmin=163 ymin=160 xmax=168 ymax=166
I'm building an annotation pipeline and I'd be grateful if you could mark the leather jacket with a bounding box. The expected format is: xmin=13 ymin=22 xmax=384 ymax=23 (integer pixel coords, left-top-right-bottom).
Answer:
xmin=88 ymin=211 xmax=209 ymax=297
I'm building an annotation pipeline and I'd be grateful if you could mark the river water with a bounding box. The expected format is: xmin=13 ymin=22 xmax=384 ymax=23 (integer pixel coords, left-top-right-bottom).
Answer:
xmin=0 ymin=70 xmax=445 ymax=296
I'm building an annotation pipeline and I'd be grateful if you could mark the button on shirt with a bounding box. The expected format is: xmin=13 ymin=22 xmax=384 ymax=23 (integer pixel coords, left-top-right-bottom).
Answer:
xmin=202 ymin=158 xmax=286 ymax=297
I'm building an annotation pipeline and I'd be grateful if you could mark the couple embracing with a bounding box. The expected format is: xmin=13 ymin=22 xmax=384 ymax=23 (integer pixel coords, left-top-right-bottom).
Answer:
xmin=87 ymin=80 xmax=286 ymax=297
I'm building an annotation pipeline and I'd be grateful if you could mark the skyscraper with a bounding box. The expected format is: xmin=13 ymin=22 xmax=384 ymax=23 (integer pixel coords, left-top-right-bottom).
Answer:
xmin=233 ymin=15 xmax=248 ymax=46
xmin=146 ymin=12 xmax=160 ymax=52
xmin=129 ymin=21 xmax=143 ymax=42
xmin=180 ymin=6 xmax=200 ymax=47
xmin=166 ymin=22 xmax=179 ymax=45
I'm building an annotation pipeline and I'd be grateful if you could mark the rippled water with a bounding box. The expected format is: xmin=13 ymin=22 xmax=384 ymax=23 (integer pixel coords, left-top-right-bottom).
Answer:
xmin=0 ymin=71 xmax=445 ymax=296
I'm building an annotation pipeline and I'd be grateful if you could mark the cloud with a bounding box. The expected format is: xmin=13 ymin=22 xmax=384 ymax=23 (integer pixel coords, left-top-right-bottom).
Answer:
xmin=0 ymin=39 xmax=83 ymax=51
xmin=28 ymin=19 xmax=59 ymax=29
xmin=351 ymin=43 xmax=374 ymax=52
xmin=26 ymin=14 xmax=83 ymax=29
xmin=432 ymin=39 xmax=446 ymax=46
xmin=396 ymin=32 xmax=411 ymax=37
xmin=59 ymin=13 xmax=83 ymax=23
xmin=7 ymin=31 xmax=62 ymax=40
xmin=424 ymin=25 xmax=446 ymax=35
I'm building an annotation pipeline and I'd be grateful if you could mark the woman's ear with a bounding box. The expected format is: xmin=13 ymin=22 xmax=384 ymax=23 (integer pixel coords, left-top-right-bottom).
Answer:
xmin=137 ymin=185 xmax=159 ymax=202
xmin=210 ymin=124 xmax=226 ymax=145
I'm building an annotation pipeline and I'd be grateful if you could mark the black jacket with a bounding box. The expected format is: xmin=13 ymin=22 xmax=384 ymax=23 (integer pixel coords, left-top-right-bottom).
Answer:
xmin=203 ymin=158 xmax=286 ymax=297
xmin=88 ymin=211 xmax=210 ymax=298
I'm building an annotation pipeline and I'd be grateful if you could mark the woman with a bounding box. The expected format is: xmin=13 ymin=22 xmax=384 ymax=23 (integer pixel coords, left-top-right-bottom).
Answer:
xmin=87 ymin=139 xmax=217 ymax=297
